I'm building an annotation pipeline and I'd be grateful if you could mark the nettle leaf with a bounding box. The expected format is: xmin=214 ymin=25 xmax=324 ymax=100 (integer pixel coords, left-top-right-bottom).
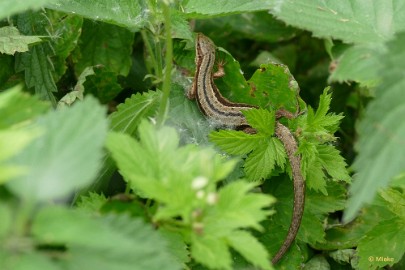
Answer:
xmin=47 ymin=11 xmax=83 ymax=81
xmin=329 ymin=43 xmax=385 ymax=87
xmin=357 ymin=218 xmax=405 ymax=269
xmin=33 ymin=206 xmax=181 ymax=270
xmin=271 ymin=0 xmax=404 ymax=44
xmin=6 ymin=97 xmax=108 ymax=202
xmin=0 ymin=0 xmax=58 ymax=20
xmin=184 ymin=0 xmax=273 ymax=17
xmin=0 ymin=26 xmax=43 ymax=55
xmin=73 ymin=20 xmax=134 ymax=76
xmin=346 ymin=32 xmax=405 ymax=221
xmin=14 ymin=11 xmax=57 ymax=104
xmin=47 ymin=0 xmax=148 ymax=31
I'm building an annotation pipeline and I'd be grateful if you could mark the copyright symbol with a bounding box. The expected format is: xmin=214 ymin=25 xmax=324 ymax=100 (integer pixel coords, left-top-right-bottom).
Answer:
xmin=368 ymin=256 xmax=374 ymax=262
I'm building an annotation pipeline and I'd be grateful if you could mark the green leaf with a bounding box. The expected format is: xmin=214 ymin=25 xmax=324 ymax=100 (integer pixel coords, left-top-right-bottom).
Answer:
xmin=0 ymin=0 xmax=58 ymax=20
xmin=379 ymin=189 xmax=405 ymax=219
xmin=227 ymin=230 xmax=272 ymax=270
xmin=191 ymin=181 xmax=274 ymax=269
xmin=0 ymin=26 xmax=42 ymax=55
xmin=184 ymin=0 xmax=273 ymax=17
xmin=247 ymin=63 xmax=301 ymax=112
xmin=328 ymin=44 xmax=385 ymax=87
xmin=197 ymin=11 xmax=296 ymax=43
xmin=317 ymin=144 xmax=351 ymax=183
xmin=32 ymin=206 xmax=181 ymax=270
xmin=245 ymin=137 xmax=286 ymax=181
xmin=0 ymin=129 xmax=40 ymax=184
xmin=47 ymin=11 xmax=83 ymax=81
xmin=14 ymin=12 xmax=57 ymax=104
xmin=106 ymin=121 xmax=237 ymax=220
xmin=357 ymin=218 xmax=405 ymax=269
xmin=6 ymin=97 xmax=108 ymax=202
xmin=204 ymin=181 xmax=275 ymax=234
xmin=300 ymin=88 xmax=344 ymax=142
xmin=209 ymin=130 xmax=263 ymax=155
xmin=191 ymin=234 xmax=232 ymax=270
xmin=345 ymin=32 xmax=405 ymax=221
xmin=47 ymin=0 xmax=147 ymax=31
xmin=85 ymin=91 xmax=161 ymax=193
xmin=82 ymin=67 xmax=123 ymax=103
xmin=0 ymin=85 xmax=50 ymax=129
xmin=0 ymin=252 xmax=60 ymax=270
xmin=271 ymin=0 xmax=404 ymax=43
xmin=73 ymin=20 xmax=134 ymax=76
xmin=243 ymin=108 xmax=275 ymax=136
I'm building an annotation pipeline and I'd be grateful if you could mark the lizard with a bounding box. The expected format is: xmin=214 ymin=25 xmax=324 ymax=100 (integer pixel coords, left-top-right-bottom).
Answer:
xmin=187 ymin=33 xmax=305 ymax=265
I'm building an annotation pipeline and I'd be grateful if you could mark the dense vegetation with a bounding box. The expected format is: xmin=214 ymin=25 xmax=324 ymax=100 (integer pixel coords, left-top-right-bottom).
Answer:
xmin=1 ymin=1 xmax=404 ymax=269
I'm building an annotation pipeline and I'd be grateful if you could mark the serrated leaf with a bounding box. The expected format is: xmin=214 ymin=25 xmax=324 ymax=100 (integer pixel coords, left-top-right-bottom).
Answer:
xmin=6 ymin=97 xmax=108 ymax=202
xmin=47 ymin=11 xmax=83 ymax=81
xmin=193 ymin=181 xmax=274 ymax=269
xmin=271 ymin=0 xmax=404 ymax=43
xmin=184 ymin=0 xmax=273 ymax=17
xmin=0 ymin=0 xmax=58 ymax=20
xmin=209 ymin=130 xmax=263 ymax=155
xmin=198 ymin=12 xmax=296 ymax=43
xmin=73 ymin=20 xmax=134 ymax=76
xmin=0 ymin=26 xmax=42 ymax=55
xmin=243 ymin=108 xmax=275 ymax=135
xmin=245 ymin=137 xmax=286 ymax=181
xmin=345 ymin=32 xmax=405 ymax=221
xmin=191 ymin=234 xmax=232 ymax=270
xmin=47 ymin=0 xmax=147 ymax=31
xmin=204 ymin=181 xmax=275 ymax=234
xmin=14 ymin=12 xmax=57 ymax=104
xmin=0 ymin=85 xmax=50 ymax=129
xmin=76 ymin=192 xmax=108 ymax=214
xmin=227 ymin=230 xmax=272 ymax=270
xmin=357 ymin=218 xmax=405 ymax=269
xmin=85 ymin=91 xmax=161 ymax=193
xmin=33 ymin=206 xmax=181 ymax=270
xmin=317 ymin=144 xmax=350 ymax=182
xmin=106 ymin=121 xmax=237 ymax=221
xmin=329 ymin=44 xmax=385 ymax=87
xmin=379 ymin=188 xmax=405 ymax=219
xmin=301 ymin=88 xmax=344 ymax=141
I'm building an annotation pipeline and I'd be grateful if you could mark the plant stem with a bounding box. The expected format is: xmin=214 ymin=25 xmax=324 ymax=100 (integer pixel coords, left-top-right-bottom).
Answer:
xmin=156 ymin=2 xmax=173 ymax=126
